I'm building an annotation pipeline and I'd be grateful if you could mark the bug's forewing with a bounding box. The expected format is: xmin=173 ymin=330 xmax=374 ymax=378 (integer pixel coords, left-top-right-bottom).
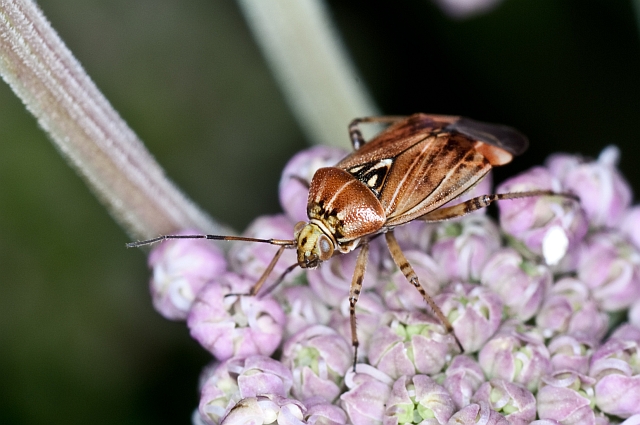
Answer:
xmin=337 ymin=114 xmax=520 ymax=229
xmin=380 ymin=133 xmax=495 ymax=226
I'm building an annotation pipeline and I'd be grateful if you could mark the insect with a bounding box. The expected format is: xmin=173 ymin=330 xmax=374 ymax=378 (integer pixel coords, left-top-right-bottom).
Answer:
xmin=129 ymin=113 xmax=570 ymax=364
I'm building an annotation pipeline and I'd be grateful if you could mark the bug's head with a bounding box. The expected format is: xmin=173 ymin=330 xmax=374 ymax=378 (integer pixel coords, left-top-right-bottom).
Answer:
xmin=293 ymin=221 xmax=335 ymax=269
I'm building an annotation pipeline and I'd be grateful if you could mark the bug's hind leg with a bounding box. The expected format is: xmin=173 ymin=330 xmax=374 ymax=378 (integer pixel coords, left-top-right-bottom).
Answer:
xmin=348 ymin=241 xmax=370 ymax=370
xmin=348 ymin=116 xmax=406 ymax=150
xmin=384 ymin=231 xmax=464 ymax=353
xmin=418 ymin=190 xmax=579 ymax=222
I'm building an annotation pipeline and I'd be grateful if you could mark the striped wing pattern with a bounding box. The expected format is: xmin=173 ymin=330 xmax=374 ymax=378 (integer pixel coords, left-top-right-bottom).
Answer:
xmin=336 ymin=114 xmax=506 ymax=229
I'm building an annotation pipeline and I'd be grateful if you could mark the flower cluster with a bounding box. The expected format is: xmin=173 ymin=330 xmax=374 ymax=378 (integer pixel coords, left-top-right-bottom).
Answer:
xmin=147 ymin=145 xmax=640 ymax=425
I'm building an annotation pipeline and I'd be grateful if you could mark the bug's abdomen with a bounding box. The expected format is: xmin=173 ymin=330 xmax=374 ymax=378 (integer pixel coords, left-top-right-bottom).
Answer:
xmin=307 ymin=167 xmax=386 ymax=245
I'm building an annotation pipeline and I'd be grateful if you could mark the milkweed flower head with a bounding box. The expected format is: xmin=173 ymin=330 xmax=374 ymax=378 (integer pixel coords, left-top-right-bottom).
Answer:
xmin=143 ymin=145 xmax=640 ymax=424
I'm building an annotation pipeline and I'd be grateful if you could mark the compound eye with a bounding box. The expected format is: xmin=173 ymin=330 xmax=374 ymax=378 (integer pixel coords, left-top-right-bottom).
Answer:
xmin=293 ymin=221 xmax=306 ymax=236
xmin=317 ymin=234 xmax=334 ymax=261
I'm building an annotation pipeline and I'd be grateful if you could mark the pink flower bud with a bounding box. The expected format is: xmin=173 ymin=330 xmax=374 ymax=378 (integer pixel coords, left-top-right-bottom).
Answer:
xmin=537 ymin=371 xmax=596 ymax=425
xmin=340 ymin=364 xmax=393 ymax=425
xmin=435 ymin=283 xmax=503 ymax=353
xmin=480 ymin=248 xmax=552 ymax=321
xmin=198 ymin=356 xmax=294 ymax=425
xmin=590 ymin=339 xmax=640 ymax=418
xmin=235 ymin=355 xmax=293 ymax=399
xmin=497 ymin=167 xmax=587 ymax=266
xmin=328 ymin=291 xmax=386 ymax=361
xmin=441 ymin=355 xmax=486 ymax=410
xmin=619 ymin=206 xmax=640 ymax=251
xmin=478 ymin=323 xmax=551 ymax=392
xmin=303 ymin=399 xmax=348 ymax=425
xmin=378 ymin=249 xmax=446 ymax=311
xmin=536 ymin=276 xmax=609 ymax=341
xmin=281 ymin=325 xmax=352 ymax=403
xmin=447 ymin=402 xmax=510 ymax=424
xmin=199 ymin=360 xmax=241 ymax=425
xmin=546 ymin=153 xmax=583 ymax=181
xmin=277 ymin=286 xmax=331 ymax=340
xmin=148 ymin=230 xmax=226 ymax=320
xmin=431 ymin=215 xmax=501 ymax=282
xmin=472 ymin=379 xmax=536 ymax=425
xmin=229 ymin=214 xmax=301 ymax=286
xmin=368 ymin=311 xmax=455 ymax=379
xmin=548 ymin=334 xmax=595 ymax=374
xmin=187 ymin=273 xmax=285 ymax=360
xmin=384 ymin=375 xmax=454 ymax=425
xmin=560 ymin=146 xmax=632 ymax=228
xmin=279 ymin=146 xmax=348 ymax=223
xmin=220 ymin=395 xmax=306 ymax=425
xmin=578 ymin=230 xmax=640 ymax=311
xmin=611 ymin=324 xmax=640 ymax=344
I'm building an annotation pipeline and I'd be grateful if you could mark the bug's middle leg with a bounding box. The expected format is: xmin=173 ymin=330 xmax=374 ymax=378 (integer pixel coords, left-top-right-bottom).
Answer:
xmin=348 ymin=241 xmax=370 ymax=369
xmin=348 ymin=116 xmax=406 ymax=150
xmin=385 ymin=231 xmax=464 ymax=352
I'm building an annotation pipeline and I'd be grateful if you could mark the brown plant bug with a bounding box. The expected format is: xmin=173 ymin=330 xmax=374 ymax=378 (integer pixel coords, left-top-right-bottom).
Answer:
xmin=128 ymin=113 xmax=577 ymax=365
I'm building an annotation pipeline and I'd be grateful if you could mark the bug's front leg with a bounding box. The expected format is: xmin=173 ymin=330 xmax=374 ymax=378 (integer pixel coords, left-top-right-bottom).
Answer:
xmin=348 ymin=116 xmax=406 ymax=150
xmin=385 ymin=231 xmax=464 ymax=353
xmin=348 ymin=241 xmax=370 ymax=369
xmin=418 ymin=190 xmax=579 ymax=222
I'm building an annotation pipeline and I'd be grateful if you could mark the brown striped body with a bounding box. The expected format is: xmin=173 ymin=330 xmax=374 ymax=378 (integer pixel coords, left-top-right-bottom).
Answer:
xmin=295 ymin=113 xmax=526 ymax=268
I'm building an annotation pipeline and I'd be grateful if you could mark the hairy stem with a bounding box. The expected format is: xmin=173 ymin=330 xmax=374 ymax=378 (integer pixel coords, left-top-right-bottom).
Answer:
xmin=0 ymin=0 xmax=229 ymax=239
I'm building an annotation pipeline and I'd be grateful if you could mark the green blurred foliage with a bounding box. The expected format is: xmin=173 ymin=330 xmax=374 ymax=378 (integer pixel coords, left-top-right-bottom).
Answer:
xmin=0 ymin=0 xmax=638 ymax=424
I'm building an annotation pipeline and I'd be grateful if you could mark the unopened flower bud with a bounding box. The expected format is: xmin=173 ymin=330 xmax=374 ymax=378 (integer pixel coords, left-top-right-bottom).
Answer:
xmin=435 ymin=283 xmax=502 ymax=353
xmin=220 ymin=395 xmax=306 ymax=425
xmin=148 ymin=230 xmax=226 ymax=320
xmin=497 ymin=167 xmax=587 ymax=266
xmin=478 ymin=324 xmax=551 ymax=392
xmin=198 ymin=360 xmax=241 ymax=425
xmin=590 ymin=338 xmax=640 ymax=418
xmin=384 ymin=375 xmax=454 ymax=425
xmin=230 ymin=214 xmax=300 ymax=286
xmin=472 ymin=379 xmax=536 ymax=425
xmin=611 ymin=324 xmax=640 ymax=345
xmin=340 ymin=364 xmax=393 ymax=425
xmin=431 ymin=215 xmax=501 ymax=282
xmin=441 ymin=355 xmax=485 ymax=410
xmin=281 ymin=325 xmax=352 ymax=403
xmin=328 ymin=291 xmax=386 ymax=361
xmin=480 ymin=248 xmax=551 ymax=321
xmin=560 ymin=146 xmax=632 ymax=228
xmin=277 ymin=286 xmax=331 ymax=340
xmin=537 ymin=371 xmax=596 ymax=425
xmin=577 ymin=230 xmax=640 ymax=311
xmin=303 ymin=398 xmax=348 ymax=425
xmin=447 ymin=401 xmax=510 ymax=424
xmin=535 ymin=277 xmax=608 ymax=341
xmin=368 ymin=311 xmax=454 ymax=379
xmin=235 ymin=355 xmax=293 ymax=399
xmin=379 ymin=249 xmax=446 ymax=311
xmin=188 ymin=273 xmax=285 ymax=360
xmin=548 ymin=334 xmax=595 ymax=374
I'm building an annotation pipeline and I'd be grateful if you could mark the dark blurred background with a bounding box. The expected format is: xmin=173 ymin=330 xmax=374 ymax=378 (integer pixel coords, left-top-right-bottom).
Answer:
xmin=0 ymin=0 xmax=638 ymax=424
